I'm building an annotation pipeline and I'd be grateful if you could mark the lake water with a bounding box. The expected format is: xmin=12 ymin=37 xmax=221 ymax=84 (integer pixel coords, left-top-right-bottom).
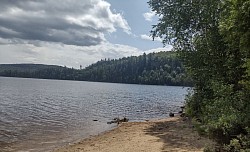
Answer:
xmin=0 ymin=77 xmax=188 ymax=152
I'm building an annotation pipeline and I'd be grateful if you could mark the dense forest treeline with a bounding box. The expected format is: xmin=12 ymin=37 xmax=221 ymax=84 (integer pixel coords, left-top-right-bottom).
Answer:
xmin=0 ymin=51 xmax=192 ymax=86
xmin=81 ymin=51 xmax=191 ymax=85
xmin=149 ymin=0 xmax=250 ymax=151
xmin=0 ymin=64 xmax=78 ymax=80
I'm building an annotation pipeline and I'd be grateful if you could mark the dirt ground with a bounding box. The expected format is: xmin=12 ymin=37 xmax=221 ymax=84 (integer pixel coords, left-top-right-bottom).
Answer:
xmin=53 ymin=116 xmax=214 ymax=152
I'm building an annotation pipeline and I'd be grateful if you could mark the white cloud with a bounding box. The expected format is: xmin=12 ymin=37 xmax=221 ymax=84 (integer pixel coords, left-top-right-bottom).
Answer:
xmin=0 ymin=41 xmax=141 ymax=68
xmin=144 ymin=46 xmax=173 ymax=54
xmin=0 ymin=0 xmax=132 ymax=46
xmin=0 ymin=38 xmax=173 ymax=68
xmin=143 ymin=11 xmax=155 ymax=22
xmin=140 ymin=34 xmax=162 ymax=42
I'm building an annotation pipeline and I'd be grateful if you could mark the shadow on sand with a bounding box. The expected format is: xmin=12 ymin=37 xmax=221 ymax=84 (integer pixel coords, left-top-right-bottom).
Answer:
xmin=144 ymin=117 xmax=212 ymax=152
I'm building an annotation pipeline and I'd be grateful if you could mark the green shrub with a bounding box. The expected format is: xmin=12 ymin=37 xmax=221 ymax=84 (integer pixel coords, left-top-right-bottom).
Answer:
xmin=223 ymin=132 xmax=250 ymax=152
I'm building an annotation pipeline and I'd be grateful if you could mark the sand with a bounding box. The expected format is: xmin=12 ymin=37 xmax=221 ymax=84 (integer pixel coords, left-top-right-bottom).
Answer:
xmin=53 ymin=116 xmax=213 ymax=152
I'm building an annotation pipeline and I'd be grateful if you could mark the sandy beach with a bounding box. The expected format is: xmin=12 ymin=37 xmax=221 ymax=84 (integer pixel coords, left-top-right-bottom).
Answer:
xmin=53 ymin=116 xmax=213 ymax=152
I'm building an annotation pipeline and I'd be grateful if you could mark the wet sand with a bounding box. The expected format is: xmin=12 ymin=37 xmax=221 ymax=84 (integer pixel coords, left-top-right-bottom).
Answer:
xmin=53 ymin=116 xmax=213 ymax=152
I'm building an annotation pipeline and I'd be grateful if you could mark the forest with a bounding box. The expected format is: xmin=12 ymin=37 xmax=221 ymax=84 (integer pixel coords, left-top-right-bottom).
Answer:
xmin=0 ymin=51 xmax=192 ymax=86
xmin=149 ymin=0 xmax=249 ymax=151
xmin=0 ymin=64 xmax=78 ymax=80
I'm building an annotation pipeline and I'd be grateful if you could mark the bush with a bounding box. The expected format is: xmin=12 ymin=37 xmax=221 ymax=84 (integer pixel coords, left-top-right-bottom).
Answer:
xmin=223 ymin=132 xmax=250 ymax=152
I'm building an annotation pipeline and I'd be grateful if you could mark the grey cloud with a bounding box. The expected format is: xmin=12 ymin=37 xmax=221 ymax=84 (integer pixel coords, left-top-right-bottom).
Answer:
xmin=0 ymin=0 xmax=93 ymax=16
xmin=0 ymin=17 xmax=103 ymax=46
xmin=0 ymin=0 xmax=131 ymax=46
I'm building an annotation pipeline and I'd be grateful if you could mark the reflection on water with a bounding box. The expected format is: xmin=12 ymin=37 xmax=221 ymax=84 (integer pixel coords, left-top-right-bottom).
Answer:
xmin=0 ymin=77 xmax=187 ymax=152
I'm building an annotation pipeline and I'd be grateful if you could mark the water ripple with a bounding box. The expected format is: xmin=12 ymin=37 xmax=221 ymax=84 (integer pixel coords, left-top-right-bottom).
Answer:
xmin=0 ymin=77 xmax=188 ymax=152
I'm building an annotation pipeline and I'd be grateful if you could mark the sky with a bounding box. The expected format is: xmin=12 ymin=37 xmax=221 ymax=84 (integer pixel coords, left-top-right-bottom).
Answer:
xmin=0 ymin=0 xmax=172 ymax=68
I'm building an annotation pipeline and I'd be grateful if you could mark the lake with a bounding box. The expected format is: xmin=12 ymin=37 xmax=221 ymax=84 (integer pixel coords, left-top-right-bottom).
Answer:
xmin=0 ymin=77 xmax=188 ymax=152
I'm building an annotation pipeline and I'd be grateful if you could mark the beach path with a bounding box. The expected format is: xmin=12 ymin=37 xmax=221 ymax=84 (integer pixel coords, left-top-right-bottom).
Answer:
xmin=53 ymin=117 xmax=213 ymax=152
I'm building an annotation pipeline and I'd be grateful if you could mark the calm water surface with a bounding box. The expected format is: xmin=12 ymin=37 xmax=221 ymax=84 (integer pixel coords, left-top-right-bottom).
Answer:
xmin=0 ymin=77 xmax=188 ymax=152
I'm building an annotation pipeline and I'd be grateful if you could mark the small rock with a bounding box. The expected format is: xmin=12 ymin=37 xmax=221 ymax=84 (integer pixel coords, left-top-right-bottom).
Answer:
xmin=169 ymin=112 xmax=174 ymax=117
xmin=93 ymin=119 xmax=98 ymax=121
xmin=107 ymin=117 xmax=129 ymax=124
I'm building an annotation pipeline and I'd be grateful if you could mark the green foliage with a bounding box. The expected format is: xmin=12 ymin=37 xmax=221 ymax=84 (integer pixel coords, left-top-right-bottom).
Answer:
xmin=219 ymin=0 xmax=250 ymax=57
xmin=149 ymin=0 xmax=250 ymax=150
xmin=224 ymin=131 xmax=250 ymax=152
xmin=192 ymin=119 xmax=208 ymax=136
xmin=80 ymin=51 xmax=191 ymax=86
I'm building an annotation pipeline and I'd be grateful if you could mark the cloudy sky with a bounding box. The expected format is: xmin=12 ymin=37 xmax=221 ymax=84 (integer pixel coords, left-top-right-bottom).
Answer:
xmin=0 ymin=0 xmax=172 ymax=68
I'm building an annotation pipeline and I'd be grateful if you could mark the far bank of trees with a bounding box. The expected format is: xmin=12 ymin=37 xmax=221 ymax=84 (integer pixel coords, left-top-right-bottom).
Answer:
xmin=80 ymin=51 xmax=191 ymax=86
xmin=0 ymin=51 xmax=192 ymax=86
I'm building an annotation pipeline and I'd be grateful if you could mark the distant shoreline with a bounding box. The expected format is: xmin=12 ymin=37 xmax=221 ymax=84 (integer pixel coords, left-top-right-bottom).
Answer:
xmin=0 ymin=76 xmax=191 ymax=87
xmin=0 ymin=52 xmax=193 ymax=87
xmin=53 ymin=116 xmax=213 ymax=152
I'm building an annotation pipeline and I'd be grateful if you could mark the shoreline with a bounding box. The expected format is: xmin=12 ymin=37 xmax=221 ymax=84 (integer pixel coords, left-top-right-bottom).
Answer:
xmin=53 ymin=116 xmax=214 ymax=152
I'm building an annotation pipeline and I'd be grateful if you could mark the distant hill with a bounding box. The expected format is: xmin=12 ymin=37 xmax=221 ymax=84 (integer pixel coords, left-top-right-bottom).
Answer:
xmin=80 ymin=51 xmax=192 ymax=86
xmin=0 ymin=64 xmax=61 ymax=72
xmin=0 ymin=52 xmax=192 ymax=86
xmin=0 ymin=64 xmax=77 ymax=80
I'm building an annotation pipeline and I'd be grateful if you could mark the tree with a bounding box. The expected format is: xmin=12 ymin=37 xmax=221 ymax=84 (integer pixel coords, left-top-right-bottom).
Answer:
xmin=149 ymin=0 xmax=250 ymax=150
